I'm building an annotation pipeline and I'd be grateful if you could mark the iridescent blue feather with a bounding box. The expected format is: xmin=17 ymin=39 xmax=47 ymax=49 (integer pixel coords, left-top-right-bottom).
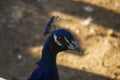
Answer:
xmin=44 ymin=16 xmax=55 ymax=35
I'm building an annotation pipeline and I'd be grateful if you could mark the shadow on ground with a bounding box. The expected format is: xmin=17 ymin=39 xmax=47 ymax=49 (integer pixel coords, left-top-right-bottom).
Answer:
xmin=0 ymin=0 xmax=119 ymax=80
xmin=58 ymin=65 xmax=115 ymax=80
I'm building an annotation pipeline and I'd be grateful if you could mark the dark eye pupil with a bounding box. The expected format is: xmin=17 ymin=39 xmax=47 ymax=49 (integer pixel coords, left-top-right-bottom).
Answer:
xmin=58 ymin=36 xmax=63 ymax=41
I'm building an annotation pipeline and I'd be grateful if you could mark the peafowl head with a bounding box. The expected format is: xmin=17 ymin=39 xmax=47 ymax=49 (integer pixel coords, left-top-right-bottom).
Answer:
xmin=43 ymin=16 xmax=80 ymax=53
xmin=43 ymin=29 xmax=80 ymax=53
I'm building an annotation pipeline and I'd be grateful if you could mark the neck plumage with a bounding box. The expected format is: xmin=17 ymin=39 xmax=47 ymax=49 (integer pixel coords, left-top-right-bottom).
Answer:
xmin=28 ymin=36 xmax=59 ymax=80
xmin=37 ymin=48 xmax=57 ymax=67
xmin=36 ymin=37 xmax=59 ymax=80
xmin=37 ymin=36 xmax=58 ymax=67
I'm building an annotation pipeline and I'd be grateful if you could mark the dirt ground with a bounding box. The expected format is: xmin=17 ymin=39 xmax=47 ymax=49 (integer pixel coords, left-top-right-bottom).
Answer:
xmin=0 ymin=0 xmax=120 ymax=80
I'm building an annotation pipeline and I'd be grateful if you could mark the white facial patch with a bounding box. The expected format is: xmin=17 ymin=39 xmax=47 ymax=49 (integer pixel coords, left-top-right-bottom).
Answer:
xmin=53 ymin=35 xmax=77 ymax=49
xmin=68 ymin=41 xmax=80 ymax=52
xmin=64 ymin=37 xmax=76 ymax=49
xmin=54 ymin=34 xmax=62 ymax=46
xmin=67 ymin=41 xmax=75 ymax=49
xmin=64 ymin=36 xmax=69 ymax=43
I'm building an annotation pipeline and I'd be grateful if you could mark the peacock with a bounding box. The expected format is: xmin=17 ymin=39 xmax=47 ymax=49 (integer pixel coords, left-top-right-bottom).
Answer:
xmin=28 ymin=16 xmax=81 ymax=80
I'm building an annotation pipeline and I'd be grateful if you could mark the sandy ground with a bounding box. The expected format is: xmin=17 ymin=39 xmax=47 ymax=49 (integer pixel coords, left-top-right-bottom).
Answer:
xmin=0 ymin=0 xmax=120 ymax=80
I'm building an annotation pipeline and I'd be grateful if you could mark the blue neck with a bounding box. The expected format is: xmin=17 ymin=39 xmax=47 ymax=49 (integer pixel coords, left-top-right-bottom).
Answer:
xmin=37 ymin=49 xmax=57 ymax=67
xmin=36 ymin=36 xmax=59 ymax=80
xmin=37 ymin=36 xmax=58 ymax=67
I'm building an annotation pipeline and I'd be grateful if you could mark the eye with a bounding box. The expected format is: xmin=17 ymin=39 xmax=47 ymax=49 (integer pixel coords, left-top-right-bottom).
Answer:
xmin=57 ymin=36 xmax=64 ymax=41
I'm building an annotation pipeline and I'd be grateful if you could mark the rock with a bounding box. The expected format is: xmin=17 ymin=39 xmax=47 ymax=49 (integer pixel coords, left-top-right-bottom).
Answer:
xmin=0 ymin=77 xmax=7 ymax=80
xmin=17 ymin=54 xmax=23 ymax=60
xmin=75 ymin=29 xmax=80 ymax=34
xmin=80 ymin=17 xmax=93 ymax=26
xmin=83 ymin=6 xmax=94 ymax=12
xmin=89 ymin=28 xmax=95 ymax=34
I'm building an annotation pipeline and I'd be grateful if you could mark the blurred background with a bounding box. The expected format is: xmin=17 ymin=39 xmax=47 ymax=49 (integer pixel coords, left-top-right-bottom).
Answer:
xmin=0 ymin=0 xmax=120 ymax=80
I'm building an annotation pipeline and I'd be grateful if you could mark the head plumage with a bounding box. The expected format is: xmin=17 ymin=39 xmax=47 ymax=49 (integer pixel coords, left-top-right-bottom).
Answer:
xmin=44 ymin=16 xmax=59 ymax=35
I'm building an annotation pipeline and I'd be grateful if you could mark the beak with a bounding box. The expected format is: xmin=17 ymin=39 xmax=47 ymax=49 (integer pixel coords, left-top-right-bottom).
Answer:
xmin=68 ymin=41 xmax=81 ymax=52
